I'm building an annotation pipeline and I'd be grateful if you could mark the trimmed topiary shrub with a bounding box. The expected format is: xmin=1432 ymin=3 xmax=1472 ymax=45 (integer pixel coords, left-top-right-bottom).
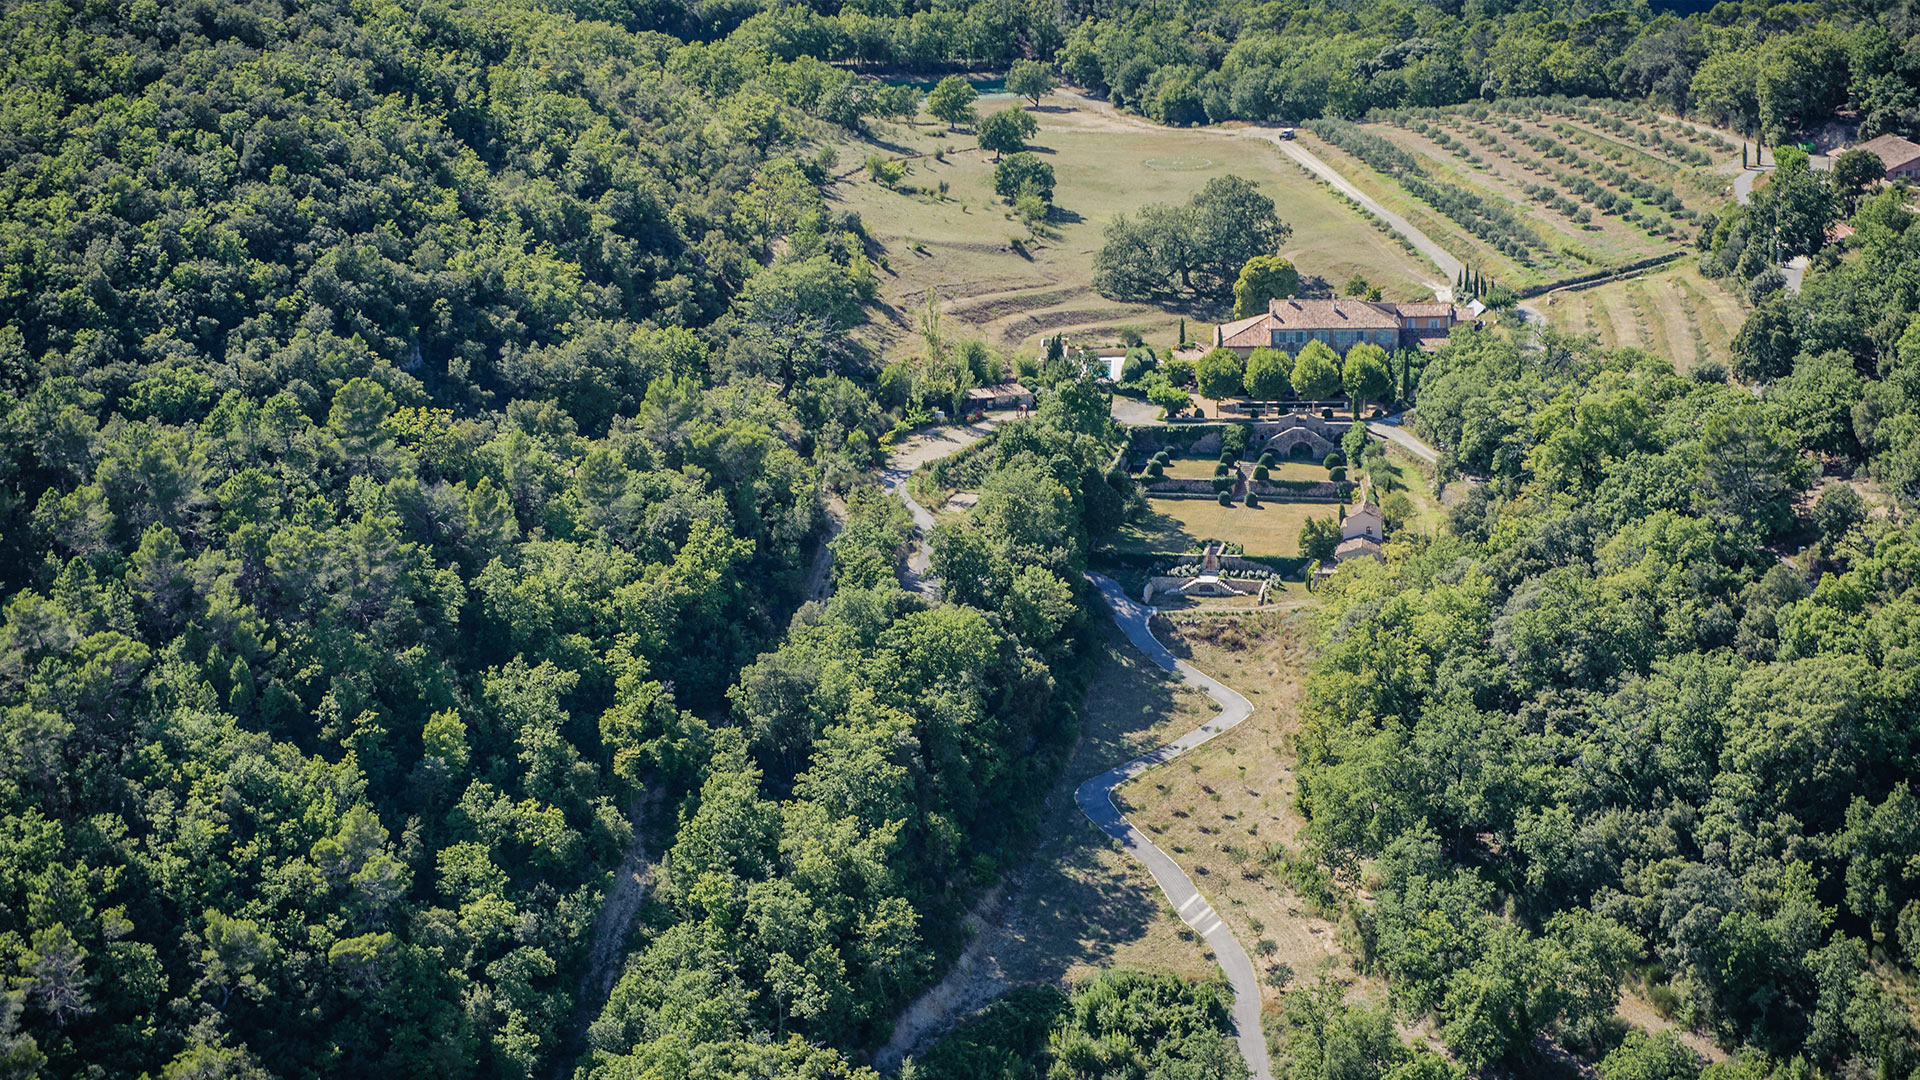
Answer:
xmin=1245 ymin=491 xmax=1259 ymax=507
xmin=1214 ymin=462 xmax=1230 ymax=476
xmin=1324 ymin=452 xmax=1344 ymax=469
xmin=1218 ymin=491 xmax=1233 ymax=506
xmin=1145 ymin=462 xmax=1164 ymax=478
xmin=1258 ymin=452 xmax=1275 ymax=467
xmin=1329 ymin=466 xmax=1346 ymax=482
xmin=1253 ymin=465 xmax=1269 ymax=481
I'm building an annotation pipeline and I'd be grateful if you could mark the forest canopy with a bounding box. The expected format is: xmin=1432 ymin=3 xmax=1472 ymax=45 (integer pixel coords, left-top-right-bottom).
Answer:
xmin=1291 ymin=329 xmax=1920 ymax=1076
xmin=7 ymin=0 xmax=1920 ymax=1077
xmin=0 ymin=0 xmax=1138 ymax=1075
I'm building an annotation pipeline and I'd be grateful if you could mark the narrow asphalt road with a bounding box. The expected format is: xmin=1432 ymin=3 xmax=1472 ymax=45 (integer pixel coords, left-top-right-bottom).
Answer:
xmin=1240 ymin=129 xmax=1460 ymax=302
xmin=1365 ymin=417 xmax=1441 ymax=464
xmin=1077 ymin=572 xmax=1275 ymax=1080
xmin=1783 ymin=254 xmax=1811 ymax=295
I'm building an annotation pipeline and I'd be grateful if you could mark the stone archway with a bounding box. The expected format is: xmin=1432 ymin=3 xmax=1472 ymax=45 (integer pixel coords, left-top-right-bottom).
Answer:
xmin=1265 ymin=427 xmax=1335 ymax=460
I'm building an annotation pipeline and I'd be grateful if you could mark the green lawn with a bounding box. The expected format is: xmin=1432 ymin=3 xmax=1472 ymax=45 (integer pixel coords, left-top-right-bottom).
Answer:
xmin=1113 ymin=496 xmax=1337 ymax=558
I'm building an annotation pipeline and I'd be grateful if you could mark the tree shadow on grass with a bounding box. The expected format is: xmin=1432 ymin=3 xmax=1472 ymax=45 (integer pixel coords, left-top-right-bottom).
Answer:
xmin=1114 ymin=509 xmax=1199 ymax=554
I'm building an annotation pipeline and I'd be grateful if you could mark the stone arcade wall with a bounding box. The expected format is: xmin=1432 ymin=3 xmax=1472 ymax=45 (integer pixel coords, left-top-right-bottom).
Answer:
xmin=1128 ymin=414 xmax=1354 ymax=464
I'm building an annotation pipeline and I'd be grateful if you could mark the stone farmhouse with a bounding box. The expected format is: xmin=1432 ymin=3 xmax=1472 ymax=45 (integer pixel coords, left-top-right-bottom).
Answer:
xmin=1334 ymin=492 xmax=1385 ymax=563
xmin=1211 ymin=297 xmax=1460 ymax=358
xmin=1854 ymin=134 xmax=1920 ymax=181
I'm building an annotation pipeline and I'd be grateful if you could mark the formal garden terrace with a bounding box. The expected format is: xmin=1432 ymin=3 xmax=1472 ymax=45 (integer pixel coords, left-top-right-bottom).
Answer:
xmin=1094 ymin=419 xmax=1360 ymax=598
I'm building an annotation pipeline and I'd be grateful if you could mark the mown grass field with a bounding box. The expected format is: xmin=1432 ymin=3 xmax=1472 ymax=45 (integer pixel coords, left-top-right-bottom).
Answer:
xmin=829 ymin=96 xmax=1442 ymax=360
xmin=1113 ymin=496 xmax=1337 ymax=558
xmin=1539 ymin=261 xmax=1748 ymax=372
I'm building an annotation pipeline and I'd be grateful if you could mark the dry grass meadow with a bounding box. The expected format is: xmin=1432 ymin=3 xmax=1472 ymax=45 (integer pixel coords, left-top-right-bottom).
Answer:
xmin=828 ymin=96 xmax=1441 ymax=360
xmin=1118 ymin=607 xmax=1375 ymax=1011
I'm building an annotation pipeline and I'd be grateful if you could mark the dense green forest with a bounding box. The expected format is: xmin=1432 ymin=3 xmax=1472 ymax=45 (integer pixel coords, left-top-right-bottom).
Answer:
xmin=912 ymin=970 xmax=1249 ymax=1080
xmin=619 ymin=0 xmax=1920 ymax=144
xmin=0 ymin=0 xmax=1131 ymax=1075
xmin=1288 ymin=308 xmax=1920 ymax=1074
xmin=1049 ymin=0 xmax=1918 ymax=141
xmin=9 ymin=0 xmax=1920 ymax=1076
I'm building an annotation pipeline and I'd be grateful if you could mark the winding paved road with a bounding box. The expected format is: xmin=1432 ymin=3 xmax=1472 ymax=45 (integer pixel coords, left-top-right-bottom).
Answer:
xmin=1239 ymin=129 xmax=1459 ymax=303
xmin=1077 ymin=573 xmax=1274 ymax=1080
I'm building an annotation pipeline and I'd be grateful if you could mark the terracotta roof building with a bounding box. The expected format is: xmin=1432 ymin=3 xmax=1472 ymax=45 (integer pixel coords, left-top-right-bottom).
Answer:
xmin=1213 ymin=297 xmax=1460 ymax=357
xmin=1334 ymin=536 xmax=1384 ymax=562
xmin=1853 ymin=134 xmax=1920 ymax=179
xmin=1332 ymin=482 xmax=1387 ymax=565
xmin=1340 ymin=499 xmax=1384 ymax=544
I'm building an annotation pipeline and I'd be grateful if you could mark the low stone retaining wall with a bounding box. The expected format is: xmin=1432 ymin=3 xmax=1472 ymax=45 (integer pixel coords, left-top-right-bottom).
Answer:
xmin=1142 ymin=479 xmax=1350 ymax=501
xmin=1144 ymin=575 xmax=1278 ymax=604
xmin=1145 ymin=478 xmax=1222 ymax=495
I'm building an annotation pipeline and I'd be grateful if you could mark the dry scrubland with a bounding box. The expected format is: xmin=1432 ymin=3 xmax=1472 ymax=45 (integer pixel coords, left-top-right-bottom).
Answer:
xmin=830 ymin=97 xmax=1440 ymax=358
